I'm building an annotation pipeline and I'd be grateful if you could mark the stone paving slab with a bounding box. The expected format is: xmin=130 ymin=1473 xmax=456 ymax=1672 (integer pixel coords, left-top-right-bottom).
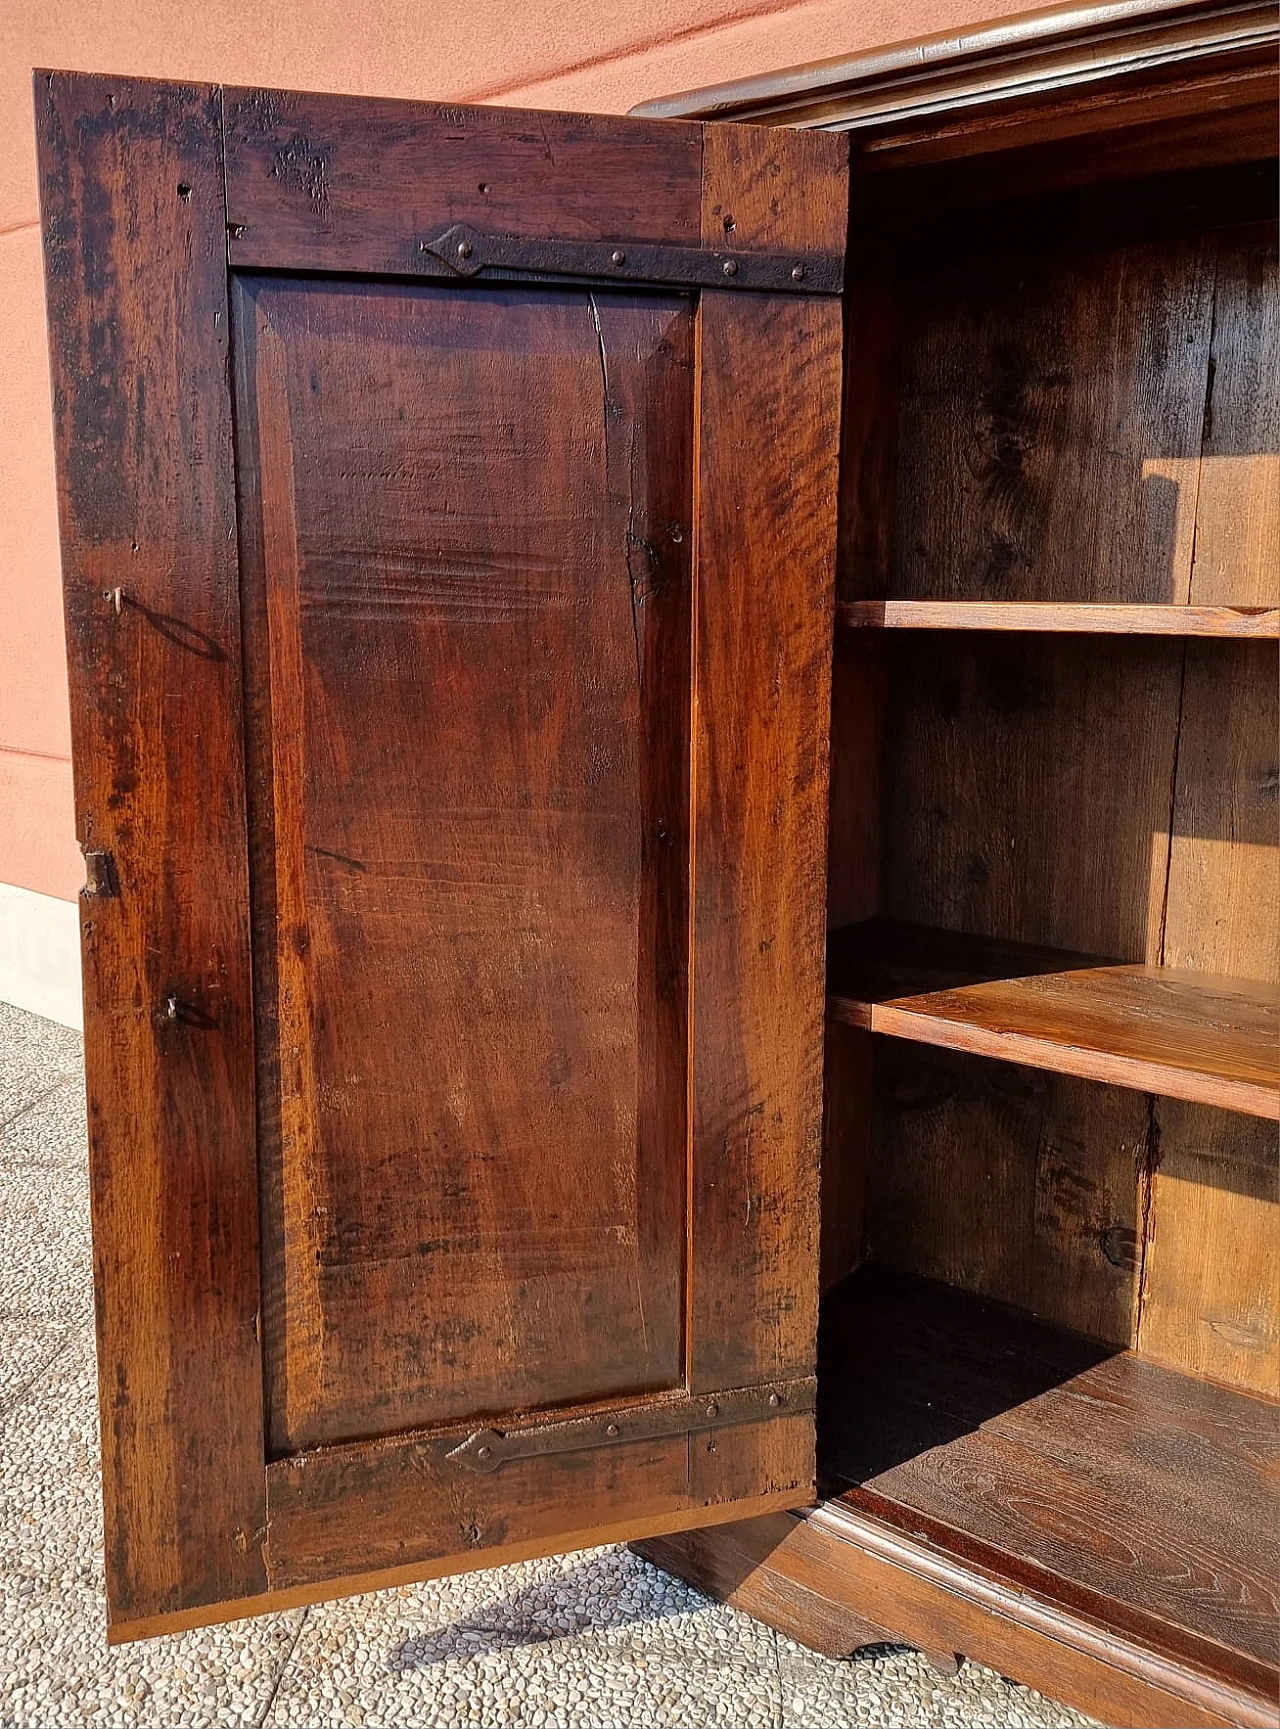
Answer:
xmin=0 ymin=1002 xmax=1095 ymax=1728
xmin=0 ymin=1003 xmax=83 ymax=1131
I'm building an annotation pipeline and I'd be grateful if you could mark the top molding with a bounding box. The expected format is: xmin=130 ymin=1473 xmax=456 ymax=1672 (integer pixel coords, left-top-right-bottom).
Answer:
xmin=629 ymin=0 xmax=1278 ymax=134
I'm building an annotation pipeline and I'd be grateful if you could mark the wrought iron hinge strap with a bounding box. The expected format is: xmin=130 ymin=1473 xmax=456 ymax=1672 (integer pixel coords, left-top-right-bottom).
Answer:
xmin=417 ymin=223 xmax=842 ymax=296
xmin=446 ymin=1375 xmax=817 ymax=1473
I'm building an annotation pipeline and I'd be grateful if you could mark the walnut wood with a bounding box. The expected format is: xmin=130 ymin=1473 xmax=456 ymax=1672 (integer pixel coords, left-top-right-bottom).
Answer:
xmin=819 ymin=1269 xmax=1279 ymax=1687
xmin=838 ymin=600 xmax=1280 ymax=634
xmin=1141 ymin=638 xmax=1280 ymax=1392
xmin=223 ymin=91 xmax=701 ymax=273
xmin=828 ymin=919 xmax=1280 ymax=1118
xmin=886 ymin=227 xmax=1221 ymax=608
xmin=234 ymin=275 xmax=693 ymax=1454
xmin=635 ymin=21 xmax=1279 ymax=1729
xmin=37 ymin=20 xmax=1279 ymax=1720
xmin=699 ymin=122 xmax=848 ymax=255
xmin=114 ymin=1485 xmax=809 ymax=1646
xmin=856 ymin=191 xmax=1277 ymax=1351
xmin=35 ymin=72 xmax=267 ymax=1632
xmin=639 ymin=1266 xmax=1279 ymax=1727
xmin=688 ymin=289 xmax=843 ymax=1393
xmin=222 ymin=89 xmax=846 ymax=282
xmin=1186 ymin=227 xmax=1280 ymax=607
xmin=37 ymin=73 xmax=849 ymax=1639
xmin=264 ymin=1409 xmax=814 ymax=1595
xmin=637 ymin=1502 xmax=1278 ymax=1729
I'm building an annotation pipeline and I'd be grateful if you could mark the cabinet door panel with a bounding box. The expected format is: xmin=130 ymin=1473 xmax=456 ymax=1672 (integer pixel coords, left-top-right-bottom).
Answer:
xmin=36 ymin=71 xmax=846 ymax=1640
xmin=236 ymin=275 xmax=692 ymax=1454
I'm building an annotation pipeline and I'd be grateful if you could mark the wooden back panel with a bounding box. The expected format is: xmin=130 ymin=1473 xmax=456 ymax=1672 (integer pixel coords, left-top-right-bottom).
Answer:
xmin=36 ymin=73 xmax=847 ymax=1638
xmin=831 ymin=166 xmax=1279 ymax=1394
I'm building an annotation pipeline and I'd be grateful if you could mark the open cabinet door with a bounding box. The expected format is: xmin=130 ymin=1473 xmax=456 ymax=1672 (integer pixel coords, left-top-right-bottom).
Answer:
xmin=35 ymin=73 xmax=846 ymax=1642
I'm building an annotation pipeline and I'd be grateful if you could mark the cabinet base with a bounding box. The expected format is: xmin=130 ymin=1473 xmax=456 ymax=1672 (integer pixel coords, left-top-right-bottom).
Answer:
xmin=633 ymin=1500 xmax=1278 ymax=1729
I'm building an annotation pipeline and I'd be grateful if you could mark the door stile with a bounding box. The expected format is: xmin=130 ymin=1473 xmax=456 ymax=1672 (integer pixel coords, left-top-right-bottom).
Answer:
xmin=35 ymin=72 xmax=269 ymax=1638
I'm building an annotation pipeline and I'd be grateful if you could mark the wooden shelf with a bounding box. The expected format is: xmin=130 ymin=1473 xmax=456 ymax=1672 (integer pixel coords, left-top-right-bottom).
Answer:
xmin=837 ymin=600 xmax=1280 ymax=636
xmin=818 ymin=1268 xmax=1280 ymax=1710
xmin=827 ymin=920 xmax=1280 ymax=1118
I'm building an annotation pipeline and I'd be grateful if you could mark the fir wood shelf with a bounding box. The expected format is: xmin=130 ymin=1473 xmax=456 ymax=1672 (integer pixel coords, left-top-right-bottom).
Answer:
xmin=836 ymin=600 xmax=1280 ymax=636
xmin=827 ymin=920 xmax=1280 ymax=1118
xmin=817 ymin=1267 xmax=1280 ymax=1711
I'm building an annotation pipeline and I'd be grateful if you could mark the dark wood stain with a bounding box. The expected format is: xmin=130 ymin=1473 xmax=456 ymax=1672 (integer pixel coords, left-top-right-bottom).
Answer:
xmin=223 ymin=89 xmax=707 ymax=274
xmin=34 ymin=71 xmax=267 ymax=1627
xmin=819 ymin=1268 xmax=1279 ymax=1684
xmin=234 ymin=275 xmax=694 ymax=1452
xmin=35 ymin=17 xmax=1279 ymax=1722
xmin=37 ymin=69 xmax=848 ymax=1635
xmin=688 ymin=290 xmax=843 ymax=1393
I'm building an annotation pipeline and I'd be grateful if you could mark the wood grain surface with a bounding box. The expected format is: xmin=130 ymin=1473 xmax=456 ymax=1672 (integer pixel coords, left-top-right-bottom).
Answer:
xmin=223 ymin=91 xmax=704 ymax=274
xmin=819 ymin=1268 xmax=1280 ymax=1690
xmin=688 ymin=289 xmax=842 ymax=1394
xmin=39 ymin=71 xmax=849 ymax=1636
xmin=35 ymin=72 xmax=267 ymax=1631
xmin=234 ymin=276 xmax=694 ymax=1454
xmin=637 ymin=1500 xmax=1280 ymax=1729
xmin=837 ymin=600 xmax=1280 ymax=634
xmin=265 ymin=1408 xmax=814 ymax=1593
xmin=828 ymin=920 xmax=1279 ymax=1117
xmin=1140 ymin=635 xmax=1280 ymax=1391
xmin=829 ymin=200 xmax=1279 ymax=1380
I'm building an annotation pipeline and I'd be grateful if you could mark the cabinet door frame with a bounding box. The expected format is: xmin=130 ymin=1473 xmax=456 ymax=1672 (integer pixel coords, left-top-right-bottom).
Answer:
xmin=36 ymin=72 xmax=846 ymax=1641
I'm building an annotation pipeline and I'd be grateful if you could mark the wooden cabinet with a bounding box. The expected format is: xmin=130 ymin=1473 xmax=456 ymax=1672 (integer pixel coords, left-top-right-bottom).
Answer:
xmin=34 ymin=3 xmax=1278 ymax=1721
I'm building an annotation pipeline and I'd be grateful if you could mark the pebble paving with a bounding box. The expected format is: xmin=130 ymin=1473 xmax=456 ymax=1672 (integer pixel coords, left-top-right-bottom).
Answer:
xmin=0 ymin=1001 xmax=1098 ymax=1728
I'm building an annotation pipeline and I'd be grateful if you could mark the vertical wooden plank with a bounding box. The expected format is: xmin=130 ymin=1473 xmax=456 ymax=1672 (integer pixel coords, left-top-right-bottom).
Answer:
xmin=1138 ymin=1098 xmax=1279 ymax=1396
xmin=233 ymin=278 xmax=695 ymax=1453
xmin=1160 ymin=641 xmax=1280 ymax=985
xmin=688 ymin=288 xmax=843 ymax=1393
xmin=35 ymin=73 xmax=265 ymax=1631
xmin=819 ymin=1021 xmax=873 ymax=1296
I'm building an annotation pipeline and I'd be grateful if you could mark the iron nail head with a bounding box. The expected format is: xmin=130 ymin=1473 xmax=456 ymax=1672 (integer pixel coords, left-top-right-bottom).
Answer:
xmin=722 ymin=259 xmax=738 ymax=277
xmin=457 ymin=240 xmax=473 ymax=260
xmin=611 ymin=250 xmax=626 ymax=267
xmin=791 ymin=265 xmax=805 ymax=282
xmin=605 ymin=1422 xmax=620 ymax=1438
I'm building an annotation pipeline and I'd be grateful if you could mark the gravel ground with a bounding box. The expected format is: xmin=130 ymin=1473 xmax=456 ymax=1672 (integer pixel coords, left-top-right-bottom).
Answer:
xmin=0 ymin=999 xmax=1097 ymax=1729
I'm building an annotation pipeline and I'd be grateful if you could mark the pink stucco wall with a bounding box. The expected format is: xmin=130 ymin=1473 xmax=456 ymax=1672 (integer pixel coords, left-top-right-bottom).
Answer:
xmin=0 ymin=0 xmax=1025 ymax=901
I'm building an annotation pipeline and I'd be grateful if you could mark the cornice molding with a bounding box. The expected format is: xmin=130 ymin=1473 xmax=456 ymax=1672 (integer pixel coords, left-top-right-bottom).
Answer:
xmin=629 ymin=0 xmax=1278 ymax=135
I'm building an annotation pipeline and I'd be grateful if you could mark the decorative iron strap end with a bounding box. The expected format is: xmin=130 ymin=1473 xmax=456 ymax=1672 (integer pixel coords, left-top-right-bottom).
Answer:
xmin=417 ymin=223 xmax=842 ymax=295
xmin=446 ymin=1376 xmax=817 ymax=1473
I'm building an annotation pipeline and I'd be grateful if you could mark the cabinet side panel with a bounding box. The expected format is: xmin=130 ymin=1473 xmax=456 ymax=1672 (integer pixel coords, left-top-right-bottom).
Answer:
xmin=34 ymin=73 xmax=266 ymax=1627
xmin=690 ymin=291 xmax=842 ymax=1393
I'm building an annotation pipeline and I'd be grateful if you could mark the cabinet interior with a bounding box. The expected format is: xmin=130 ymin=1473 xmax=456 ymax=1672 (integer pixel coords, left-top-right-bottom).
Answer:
xmin=819 ymin=148 xmax=1278 ymax=1682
